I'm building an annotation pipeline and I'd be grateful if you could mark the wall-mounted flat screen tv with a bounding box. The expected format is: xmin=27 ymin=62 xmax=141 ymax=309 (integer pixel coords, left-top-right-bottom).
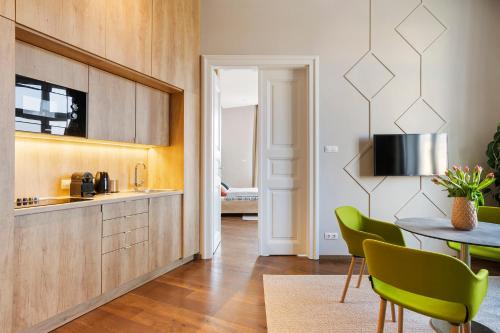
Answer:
xmin=373 ymin=133 xmax=448 ymax=176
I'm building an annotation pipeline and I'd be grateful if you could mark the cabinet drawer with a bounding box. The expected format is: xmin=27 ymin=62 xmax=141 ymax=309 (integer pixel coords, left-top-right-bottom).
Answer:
xmin=102 ymin=241 xmax=149 ymax=292
xmin=102 ymin=212 xmax=148 ymax=236
xmin=102 ymin=226 xmax=149 ymax=254
xmin=102 ymin=199 xmax=148 ymax=220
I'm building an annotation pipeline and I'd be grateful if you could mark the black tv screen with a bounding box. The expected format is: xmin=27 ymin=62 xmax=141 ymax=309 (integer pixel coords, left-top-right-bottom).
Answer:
xmin=373 ymin=134 xmax=448 ymax=176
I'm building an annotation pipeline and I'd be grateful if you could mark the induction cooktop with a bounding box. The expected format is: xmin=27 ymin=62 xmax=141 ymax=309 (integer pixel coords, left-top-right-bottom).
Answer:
xmin=15 ymin=197 xmax=93 ymax=209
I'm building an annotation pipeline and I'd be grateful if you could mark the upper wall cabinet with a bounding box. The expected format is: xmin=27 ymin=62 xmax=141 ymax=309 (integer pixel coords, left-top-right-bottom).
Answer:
xmin=106 ymin=0 xmax=152 ymax=75
xmin=152 ymin=0 xmax=199 ymax=89
xmin=88 ymin=67 xmax=136 ymax=143
xmin=136 ymin=83 xmax=170 ymax=146
xmin=16 ymin=41 xmax=89 ymax=92
xmin=0 ymin=0 xmax=14 ymax=19
xmin=16 ymin=0 xmax=105 ymax=57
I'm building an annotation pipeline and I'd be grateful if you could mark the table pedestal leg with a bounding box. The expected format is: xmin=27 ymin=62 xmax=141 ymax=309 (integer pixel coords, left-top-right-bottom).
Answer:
xmin=430 ymin=244 xmax=493 ymax=333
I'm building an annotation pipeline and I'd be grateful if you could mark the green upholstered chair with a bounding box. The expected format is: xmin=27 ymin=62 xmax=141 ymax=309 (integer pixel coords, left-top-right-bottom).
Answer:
xmin=448 ymin=206 xmax=500 ymax=261
xmin=334 ymin=206 xmax=406 ymax=313
xmin=363 ymin=239 xmax=489 ymax=333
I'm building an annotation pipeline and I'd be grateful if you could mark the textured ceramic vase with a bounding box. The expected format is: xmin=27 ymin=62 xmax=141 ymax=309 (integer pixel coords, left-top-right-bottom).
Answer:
xmin=451 ymin=197 xmax=478 ymax=231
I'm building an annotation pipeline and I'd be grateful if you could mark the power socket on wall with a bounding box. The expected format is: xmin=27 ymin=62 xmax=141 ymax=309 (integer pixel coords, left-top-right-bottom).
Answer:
xmin=324 ymin=232 xmax=338 ymax=240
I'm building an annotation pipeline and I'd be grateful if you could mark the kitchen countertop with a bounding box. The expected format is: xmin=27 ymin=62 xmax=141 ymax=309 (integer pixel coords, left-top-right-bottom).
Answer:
xmin=14 ymin=190 xmax=183 ymax=216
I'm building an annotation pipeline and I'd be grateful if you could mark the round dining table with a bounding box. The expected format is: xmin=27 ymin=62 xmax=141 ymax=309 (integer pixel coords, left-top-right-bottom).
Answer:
xmin=396 ymin=217 xmax=500 ymax=333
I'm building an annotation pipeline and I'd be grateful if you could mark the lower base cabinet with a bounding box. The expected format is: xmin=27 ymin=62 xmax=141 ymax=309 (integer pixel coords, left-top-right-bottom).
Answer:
xmin=13 ymin=206 xmax=102 ymax=332
xmin=102 ymin=241 xmax=149 ymax=292
xmin=149 ymin=195 xmax=182 ymax=270
xmin=12 ymin=194 xmax=184 ymax=331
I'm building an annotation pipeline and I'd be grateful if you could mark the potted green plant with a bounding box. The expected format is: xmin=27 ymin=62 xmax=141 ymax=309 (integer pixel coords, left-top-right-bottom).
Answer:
xmin=432 ymin=165 xmax=495 ymax=230
xmin=485 ymin=123 xmax=500 ymax=205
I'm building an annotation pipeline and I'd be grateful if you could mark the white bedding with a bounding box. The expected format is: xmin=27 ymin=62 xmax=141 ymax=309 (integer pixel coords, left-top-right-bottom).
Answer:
xmin=224 ymin=187 xmax=259 ymax=201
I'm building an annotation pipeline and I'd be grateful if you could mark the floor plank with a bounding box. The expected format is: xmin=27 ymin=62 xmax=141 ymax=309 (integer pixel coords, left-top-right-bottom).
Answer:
xmin=55 ymin=216 xmax=499 ymax=332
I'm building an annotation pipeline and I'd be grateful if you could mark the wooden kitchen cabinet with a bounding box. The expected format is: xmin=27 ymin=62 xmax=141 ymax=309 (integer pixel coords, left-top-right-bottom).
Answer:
xmin=0 ymin=16 xmax=15 ymax=333
xmin=0 ymin=0 xmax=14 ymax=19
xmin=102 ymin=241 xmax=149 ymax=292
xmin=105 ymin=0 xmax=152 ymax=75
xmin=88 ymin=67 xmax=136 ymax=143
xmin=12 ymin=206 xmax=102 ymax=332
xmin=16 ymin=0 xmax=105 ymax=57
xmin=149 ymin=195 xmax=182 ymax=270
xmin=16 ymin=41 xmax=89 ymax=92
xmin=136 ymin=83 xmax=170 ymax=146
xmin=152 ymin=0 xmax=199 ymax=89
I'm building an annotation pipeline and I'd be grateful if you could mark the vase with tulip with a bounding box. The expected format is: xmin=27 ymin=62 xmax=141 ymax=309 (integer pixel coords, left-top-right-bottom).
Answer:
xmin=432 ymin=165 xmax=496 ymax=230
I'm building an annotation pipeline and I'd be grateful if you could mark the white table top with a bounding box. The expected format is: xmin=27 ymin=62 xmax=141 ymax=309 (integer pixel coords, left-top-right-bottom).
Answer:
xmin=396 ymin=217 xmax=500 ymax=248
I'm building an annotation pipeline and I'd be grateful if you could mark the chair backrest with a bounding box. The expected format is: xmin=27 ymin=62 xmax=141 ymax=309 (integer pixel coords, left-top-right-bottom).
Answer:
xmin=363 ymin=239 xmax=486 ymax=310
xmin=335 ymin=206 xmax=366 ymax=257
xmin=335 ymin=206 xmax=363 ymax=231
xmin=478 ymin=206 xmax=500 ymax=224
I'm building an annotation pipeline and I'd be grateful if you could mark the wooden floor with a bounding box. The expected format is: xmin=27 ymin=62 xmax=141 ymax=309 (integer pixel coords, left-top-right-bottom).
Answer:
xmin=55 ymin=216 xmax=499 ymax=332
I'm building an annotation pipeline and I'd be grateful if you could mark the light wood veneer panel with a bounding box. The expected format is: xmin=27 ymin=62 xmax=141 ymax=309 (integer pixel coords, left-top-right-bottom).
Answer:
xmin=149 ymin=195 xmax=182 ymax=270
xmin=16 ymin=41 xmax=89 ymax=92
xmin=13 ymin=206 xmax=102 ymax=332
xmin=136 ymin=83 xmax=170 ymax=146
xmin=0 ymin=0 xmax=14 ymax=19
xmin=0 ymin=16 xmax=15 ymax=333
xmin=15 ymin=0 xmax=105 ymax=57
xmin=88 ymin=67 xmax=136 ymax=143
xmin=183 ymin=91 xmax=201 ymax=256
xmin=102 ymin=241 xmax=149 ymax=293
xmin=15 ymin=26 xmax=182 ymax=94
xmin=105 ymin=0 xmax=152 ymax=75
xmin=102 ymin=213 xmax=149 ymax=237
xmin=102 ymin=199 xmax=149 ymax=220
xmin=152 ymin=0 xmax=199 ymax=90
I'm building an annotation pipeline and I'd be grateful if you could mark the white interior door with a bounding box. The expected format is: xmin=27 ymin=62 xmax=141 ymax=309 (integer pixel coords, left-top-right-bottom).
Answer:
xmin=212 ymin=70 xmax=222 ymax=253
xmin=259 ymin=67 xmax=308 ymax=255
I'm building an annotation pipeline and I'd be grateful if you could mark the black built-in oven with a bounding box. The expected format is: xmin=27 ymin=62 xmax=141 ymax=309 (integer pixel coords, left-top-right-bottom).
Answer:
xmin=15 ymin=75 xmax=87 ymax=137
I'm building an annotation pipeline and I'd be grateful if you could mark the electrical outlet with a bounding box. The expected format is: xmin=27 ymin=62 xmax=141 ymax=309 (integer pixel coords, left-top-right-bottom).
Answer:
xmin=61 ymin=179 xmax=71 ymax=190
xmin=324 ymin=232 xmax=339 ymax=240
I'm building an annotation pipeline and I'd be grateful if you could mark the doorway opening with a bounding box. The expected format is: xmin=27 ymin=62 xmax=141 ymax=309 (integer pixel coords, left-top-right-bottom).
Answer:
xmin=202 ymin=55 xmax=320 ymax=260
xmin=215 ymin=68 xmax=259 ymax=255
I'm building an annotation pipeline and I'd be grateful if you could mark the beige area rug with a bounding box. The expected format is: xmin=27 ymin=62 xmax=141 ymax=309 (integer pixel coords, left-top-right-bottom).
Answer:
xmin=263 ymin=275 xmax=500 ymax=333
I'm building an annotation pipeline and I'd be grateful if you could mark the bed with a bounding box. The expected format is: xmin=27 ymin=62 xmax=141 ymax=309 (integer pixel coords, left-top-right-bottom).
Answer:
xmin=221 ymin=187 xmax=259 ymax=214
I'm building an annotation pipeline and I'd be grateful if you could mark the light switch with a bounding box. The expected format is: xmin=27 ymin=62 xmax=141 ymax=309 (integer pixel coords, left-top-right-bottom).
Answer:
xmin=323 ymin=145 xmax=339 ymax=153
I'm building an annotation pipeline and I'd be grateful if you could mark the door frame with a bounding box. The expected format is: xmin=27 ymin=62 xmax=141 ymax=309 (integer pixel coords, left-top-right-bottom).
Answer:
xmin=200 ymin=55 xmax=320 ymax=260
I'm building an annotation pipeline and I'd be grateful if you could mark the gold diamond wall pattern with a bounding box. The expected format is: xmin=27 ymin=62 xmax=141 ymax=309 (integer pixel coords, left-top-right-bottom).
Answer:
xmin=343 ymin=1 xmax=449 ymax=223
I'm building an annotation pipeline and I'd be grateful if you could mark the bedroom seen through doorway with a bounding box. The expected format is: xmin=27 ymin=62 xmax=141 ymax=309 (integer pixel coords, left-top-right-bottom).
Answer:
xmin=214 ymin=68 xmax=259 ymax=255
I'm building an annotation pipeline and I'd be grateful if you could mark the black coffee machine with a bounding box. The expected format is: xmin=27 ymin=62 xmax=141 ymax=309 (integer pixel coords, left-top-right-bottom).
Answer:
xmin=95 ymin=171 xmax=110 ymax=194
xmin=70 ymin=172 xmax=96 ymax=197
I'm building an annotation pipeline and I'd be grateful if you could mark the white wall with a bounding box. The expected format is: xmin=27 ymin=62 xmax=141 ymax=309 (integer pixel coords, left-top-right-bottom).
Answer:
xmin=201 ymin=0 xmax=500 ymax=254
xmin=221 ymin=105 xmax=257 ymax=187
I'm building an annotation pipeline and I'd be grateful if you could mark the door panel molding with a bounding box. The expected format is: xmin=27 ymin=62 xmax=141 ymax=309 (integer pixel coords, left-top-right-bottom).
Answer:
xmin=201 ymin=55 xmax=319 ymax=260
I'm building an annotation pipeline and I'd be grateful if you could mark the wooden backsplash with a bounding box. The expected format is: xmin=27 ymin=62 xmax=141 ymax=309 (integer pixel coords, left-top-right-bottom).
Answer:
xmin=15 ymin=137 xmax=150 ymax=198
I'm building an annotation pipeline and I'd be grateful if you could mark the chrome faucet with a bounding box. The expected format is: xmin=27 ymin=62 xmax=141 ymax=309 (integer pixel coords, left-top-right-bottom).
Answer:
xmin=134 ymin=162 xmax=147 ymax=191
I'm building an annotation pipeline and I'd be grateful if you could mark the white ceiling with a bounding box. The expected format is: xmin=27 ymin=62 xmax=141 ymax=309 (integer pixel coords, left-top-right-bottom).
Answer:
xmin=219 ymin=68 xmax=258 ymax=109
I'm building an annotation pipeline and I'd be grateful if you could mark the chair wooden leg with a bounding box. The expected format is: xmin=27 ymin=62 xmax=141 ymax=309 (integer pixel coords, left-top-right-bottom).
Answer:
xmin=390 ymin=302 xmax=396 ymax=322
xmin=339 ymin=256 xmax=356 ymax=303
xmin=450 ymin=324 xmax=460 ymax=333
xmin=377 ymin=298 xmax=387 ymax=333
xmin=463 ymin=322 xmax=471 ymax=333
xmin=356 ymin=258 xmax=366 ymax=288
xmin=397 ymin=306 xmax=403 ymax=333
